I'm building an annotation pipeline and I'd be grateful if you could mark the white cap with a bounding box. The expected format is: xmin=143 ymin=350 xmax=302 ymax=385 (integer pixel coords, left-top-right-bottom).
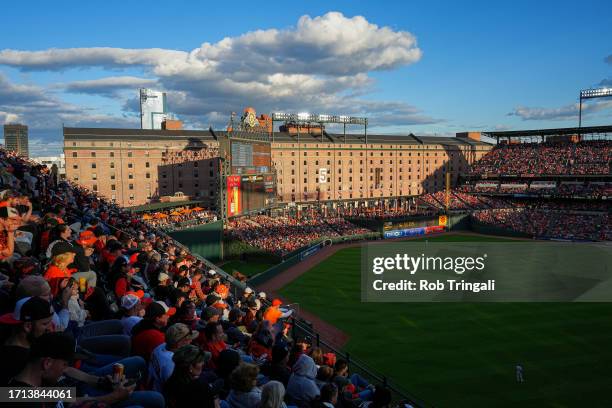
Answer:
xmin=158 ymin=272 xmax=170 ymax=282
xmin=258 ymin=292 xmax=266 ymax=299
xmin=209 ymin=270 xmax=217 ymax=276
xmin=121 ymin=294 xmax=140 ymax=310
xmin=244 ymin=287 xmax=253 ymax=294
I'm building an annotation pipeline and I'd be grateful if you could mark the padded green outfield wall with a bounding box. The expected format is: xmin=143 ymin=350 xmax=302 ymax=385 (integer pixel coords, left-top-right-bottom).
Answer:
xmin=168 ymin=221 xmax=223 ymax=261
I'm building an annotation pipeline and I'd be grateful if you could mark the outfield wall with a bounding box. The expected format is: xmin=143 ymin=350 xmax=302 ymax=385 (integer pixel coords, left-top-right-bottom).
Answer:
xmin=168 ymin=220 xmax=223 ymax=261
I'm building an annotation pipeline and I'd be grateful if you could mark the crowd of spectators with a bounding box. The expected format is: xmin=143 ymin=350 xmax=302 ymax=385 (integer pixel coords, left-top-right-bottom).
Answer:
xmin=419 ymin=191 xmax=491 ymax=210
xmin=143 ymin=208 xmax=218 ymax=232
xmin=472 ymin=208 xmax=610 ymax=241
xmin=226 ymin=215 xmax=370 ymax=256
xmin=460 ymin=182 xmax=612 ymax=198
xmin=470 ymin=140 xmax=611 ymax=176
xmin=0 ymin=147 xmax=398 ymax=408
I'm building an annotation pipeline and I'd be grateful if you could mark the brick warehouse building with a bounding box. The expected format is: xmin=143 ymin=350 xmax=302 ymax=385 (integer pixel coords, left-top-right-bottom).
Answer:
xmin=63 ymin=127 xmax=492 ymax=208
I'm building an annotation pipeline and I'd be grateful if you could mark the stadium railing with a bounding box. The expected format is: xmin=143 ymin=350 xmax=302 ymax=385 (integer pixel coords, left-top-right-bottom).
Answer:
xmin=287 ymin=314 xmax=431 ymax=407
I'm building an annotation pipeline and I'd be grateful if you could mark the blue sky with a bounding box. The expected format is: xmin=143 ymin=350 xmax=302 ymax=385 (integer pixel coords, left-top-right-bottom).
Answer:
xmin=1 ymin=0 xmax=611 ymax=156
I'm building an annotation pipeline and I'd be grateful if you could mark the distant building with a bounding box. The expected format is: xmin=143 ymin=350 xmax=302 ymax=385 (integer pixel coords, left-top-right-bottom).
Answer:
xmin=32 ymin=154 xmax=66 ymax=179
xmin=63 ymin=126 xmax=491 ymax=207
xmin=3 ymin=123 xmax=29 ymax=158
xmin=140 ymin=88 xmax=167 ymax=130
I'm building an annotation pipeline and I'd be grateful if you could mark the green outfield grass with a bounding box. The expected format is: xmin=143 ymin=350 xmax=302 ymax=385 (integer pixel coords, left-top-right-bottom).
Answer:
xmin=278 ymin=234 xmax=612 ymax=408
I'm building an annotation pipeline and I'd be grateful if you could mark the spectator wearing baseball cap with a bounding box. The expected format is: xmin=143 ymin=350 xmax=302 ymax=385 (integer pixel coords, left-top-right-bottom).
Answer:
xmin=154 ymin=272 xmax=172 ymax=303
xmin=69 ymin=253 xmax=98 ymax=291
xmin=8 ymin=332 xmax=79 ymax=390
xmin=16 ymin=275 xmax=70 ymax=334
xmin=0 ymin=297 xmax=55 ymax=385
xmin=239 ymin=287 xmax=254 ymax=305
xmin=148 ymin=322 xmax=199 ymax=392
xmin=163 ymin=344 xmax=215 ymax=408
xmin=131 ymin=301 xmax=176 ymax=361
xmin=72 ymin=230 xmax=98 ymax=280
xmin=243 ymin=298 xmax=260 ymax=330
xmin=10 ymin=332 xmax=144 ymax=408
xmin=221 ymin=308 xmax=248 ymax=348
xmin=120 ymin=292 xmax=144 ymax=336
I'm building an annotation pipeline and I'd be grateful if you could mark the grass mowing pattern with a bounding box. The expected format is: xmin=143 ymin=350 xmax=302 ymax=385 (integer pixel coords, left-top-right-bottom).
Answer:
xmin=278 ymin=234 xmax=612 ymax=408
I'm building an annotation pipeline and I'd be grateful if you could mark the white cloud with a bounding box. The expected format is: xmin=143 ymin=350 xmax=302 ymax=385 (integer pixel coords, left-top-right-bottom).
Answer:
xmin=508 ymin=100 xmax=612 ymax=121
xmin=0 ymin=72 xmax=138 ymax=131
xmin=0 ymin=111 xmax=21 ymax=124
xmin=59 ymin=76 xmax=158 ymax=97
xmin=0 ymin=11 xmax=436 ymax=154
xmin=0 ymin=48 xmax=186 ymax=71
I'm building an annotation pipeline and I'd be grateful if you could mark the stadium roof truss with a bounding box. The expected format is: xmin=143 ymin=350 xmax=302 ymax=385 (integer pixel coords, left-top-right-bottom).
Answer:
xmin=579 ymin=87 xmax=612 ymax=128
xmin=482 ymin=125 xmax=612 ymax=142
xmin=270 ymin=112 xmax=368 ymax=143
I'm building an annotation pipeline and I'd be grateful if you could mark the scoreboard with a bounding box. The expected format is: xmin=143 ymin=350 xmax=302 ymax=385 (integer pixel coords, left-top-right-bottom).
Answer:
xmin=227 ymin=173 xmax=276 ymax=217
xmin=220 ymin=135 xmax=276 ymax=217
xmin=229 ymin=140 xmax=271 ymax=174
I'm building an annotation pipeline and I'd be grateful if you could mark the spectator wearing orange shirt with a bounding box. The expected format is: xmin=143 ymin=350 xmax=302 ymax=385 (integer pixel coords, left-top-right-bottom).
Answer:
xmin=264 ymin=299 xmax=292 ymax=325
xmin=43 ymin=243 xmax=77 ymax=297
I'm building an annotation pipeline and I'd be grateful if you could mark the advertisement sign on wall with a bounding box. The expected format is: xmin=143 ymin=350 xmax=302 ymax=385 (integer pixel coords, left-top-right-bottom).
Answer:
xmin=227 ymin=175 xmax=242 ymax=216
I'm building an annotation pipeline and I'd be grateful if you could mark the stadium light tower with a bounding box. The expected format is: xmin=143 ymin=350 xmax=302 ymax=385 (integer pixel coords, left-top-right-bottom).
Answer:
xmin=579 ymin=87 xmax=612 ymax=129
